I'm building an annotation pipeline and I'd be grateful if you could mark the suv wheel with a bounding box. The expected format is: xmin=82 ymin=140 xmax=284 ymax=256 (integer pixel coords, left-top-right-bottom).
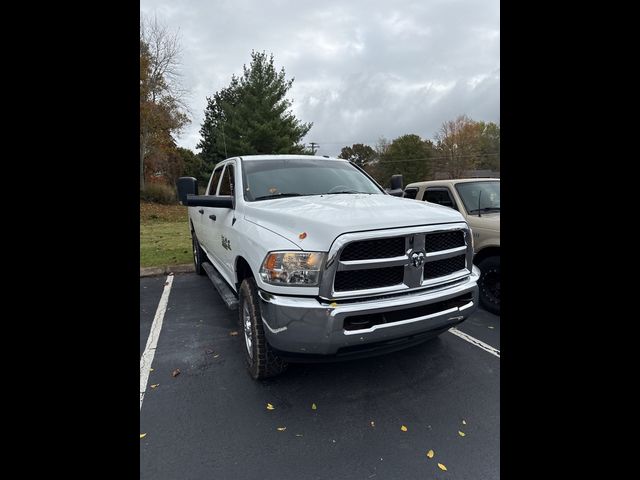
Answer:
xmin=477 ymin=256 xmax=500 ymax=315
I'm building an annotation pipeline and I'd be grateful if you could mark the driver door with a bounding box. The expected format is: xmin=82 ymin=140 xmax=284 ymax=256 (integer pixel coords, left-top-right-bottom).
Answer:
xmin=211 ymin=162 xmax=237 ymax=287
xmin=194 ymin=166 xmax=223 ymax=263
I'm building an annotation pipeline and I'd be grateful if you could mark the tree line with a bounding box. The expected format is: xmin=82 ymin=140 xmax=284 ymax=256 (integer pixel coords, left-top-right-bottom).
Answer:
xmin=140 ymin=19 xmax=499 ymax=196
xmin=340 ymin=116 xmax=500 ymax=187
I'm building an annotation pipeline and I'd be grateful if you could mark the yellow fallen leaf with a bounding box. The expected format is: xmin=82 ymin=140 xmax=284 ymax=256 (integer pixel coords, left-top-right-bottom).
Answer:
xmin=438 ymin=463 xmax=447 ymax=471
xmin=458 ymin=431 xmax=466 ymax=436
xmin=400 ymin=425 xmax=408 ymax=432
xmin=488 ymin=326 xmax=495 ymax=329
xmin=462 ymin=420 xmax=467 ymax=425
xmin=266 ymin=403 xmax=275 ymax=410
xmin=370 ymin=421 xmax=375 ymax=427
xmin=140 ymin=433 xmax=147 ymax=439
xmin=229 ymin=331 xmax=239 ymax=336
xmin=330 ymin=302 xmax=337 ymax=307
xmin=426 ymin=449 xmax=434 ymax=458
xmin=150 ymin=368 xmax=154 ymax=372
xmin=150 ymin=384 xmax=159 ymax=389
xmin=277 ymin=427 xmax=286 ymax=431
xmin=312 ymin=403 xmax=317 ymax=410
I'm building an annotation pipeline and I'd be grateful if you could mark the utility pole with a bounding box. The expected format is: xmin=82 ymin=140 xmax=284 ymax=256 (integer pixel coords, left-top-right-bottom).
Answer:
xmin=308 ymin=142 xmax=318 ymax=155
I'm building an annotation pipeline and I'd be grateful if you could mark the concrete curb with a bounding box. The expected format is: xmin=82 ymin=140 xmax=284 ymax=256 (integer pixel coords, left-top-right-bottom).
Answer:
xmin=140 ymin=264 xmax=195 ymax=277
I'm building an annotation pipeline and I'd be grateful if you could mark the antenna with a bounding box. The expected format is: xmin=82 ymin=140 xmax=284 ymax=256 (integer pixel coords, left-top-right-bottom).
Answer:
xmin=309 ymin=142 xmax=318 ymax=154
xmin=478 ymin=189 xmax=482 ymax=217
xmin=221 ymin=122 xmax=228 ymax=158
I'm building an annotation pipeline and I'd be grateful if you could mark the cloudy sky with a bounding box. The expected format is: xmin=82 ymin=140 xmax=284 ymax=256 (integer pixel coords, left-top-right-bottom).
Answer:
xmin=140 ymin=0 xmax=499 ymax=157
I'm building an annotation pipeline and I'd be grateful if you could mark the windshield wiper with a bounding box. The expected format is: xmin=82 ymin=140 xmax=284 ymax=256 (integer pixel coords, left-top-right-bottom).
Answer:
xmin=323 ymin=190 xmax=371 ymax=195
xmin=468 ymin=206 xmax=500 ymax=214
xmin=254 ymin=192 xmax=306 ymax=201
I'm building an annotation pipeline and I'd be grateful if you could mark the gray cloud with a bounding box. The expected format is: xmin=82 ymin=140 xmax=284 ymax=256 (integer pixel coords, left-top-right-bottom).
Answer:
xmin=141 ymin=0 xmax=499 ymax=157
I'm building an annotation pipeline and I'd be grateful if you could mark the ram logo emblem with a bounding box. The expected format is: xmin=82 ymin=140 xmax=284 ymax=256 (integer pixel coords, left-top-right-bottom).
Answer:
xmin=411 ymin=251 xmax=425 ymax=268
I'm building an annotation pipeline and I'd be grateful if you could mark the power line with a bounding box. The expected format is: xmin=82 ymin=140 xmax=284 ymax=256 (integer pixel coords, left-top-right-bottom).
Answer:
xmin=363 ymin=153 xmax=500 ymax=164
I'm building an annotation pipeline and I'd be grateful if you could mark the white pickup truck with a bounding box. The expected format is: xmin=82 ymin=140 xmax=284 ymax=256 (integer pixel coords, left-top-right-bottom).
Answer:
xmin=177 ymin=155 xmax=480 ymax=379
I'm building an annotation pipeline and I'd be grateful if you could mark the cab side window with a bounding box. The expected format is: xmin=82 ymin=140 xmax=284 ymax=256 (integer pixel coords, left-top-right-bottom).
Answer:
xmin=219 ymin=164 xmax=235 ymax=196
xmin=423 ymin=188 xmax=457 ymax=210
xmin=403 ymin=187 xmax=419 ymax=199
xmin=207 ymin=167 xmax=223 ymax=195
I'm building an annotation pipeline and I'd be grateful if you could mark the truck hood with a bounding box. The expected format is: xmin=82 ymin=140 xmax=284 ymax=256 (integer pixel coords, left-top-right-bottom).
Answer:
xmin=466 ymin=212 xmax=500 ymax=232
xmin=242 ymin=194 xmax=465 ymax=251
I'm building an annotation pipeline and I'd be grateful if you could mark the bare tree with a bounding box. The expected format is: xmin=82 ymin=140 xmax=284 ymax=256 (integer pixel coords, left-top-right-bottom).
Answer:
xmin=435 ymin=115 xmax=481 ymax=179
xmin=140 ymin=15 xmax=190 ymax=190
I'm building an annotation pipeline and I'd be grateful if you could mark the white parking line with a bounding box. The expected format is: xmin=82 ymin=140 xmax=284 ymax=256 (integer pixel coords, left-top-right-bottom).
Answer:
xmin=448 ymin=327 xmax=500 ymax=358
xmin=140 ymin=274 xmax=174 ymax=410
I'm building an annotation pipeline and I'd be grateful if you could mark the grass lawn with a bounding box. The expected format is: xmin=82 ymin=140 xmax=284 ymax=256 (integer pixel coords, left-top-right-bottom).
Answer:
xmin=140 ymin=202 xmax=192 ymax=268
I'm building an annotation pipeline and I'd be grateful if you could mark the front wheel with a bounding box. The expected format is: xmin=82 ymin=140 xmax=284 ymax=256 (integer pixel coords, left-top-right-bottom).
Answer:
xmin=238 ymin=278 xmax=287 ymax=379
xmin=477 ymin=256 xmax=500 ymax=315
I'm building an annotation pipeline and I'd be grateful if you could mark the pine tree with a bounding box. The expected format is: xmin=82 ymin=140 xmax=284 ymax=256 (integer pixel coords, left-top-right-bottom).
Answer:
xmin=198 ymin=51 xmax=312 ymax=167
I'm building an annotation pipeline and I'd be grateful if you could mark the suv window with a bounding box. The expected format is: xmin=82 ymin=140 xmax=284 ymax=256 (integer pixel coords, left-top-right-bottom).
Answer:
xmin=219 ymin=164 xmax=235 ymax=196
xmin=207 ymin=167 xmax=223 ymax=195
xmin=424 ymin=188 xmax=457 ymax=210
xmin=403 ymin=187 xmax=419 ymax=199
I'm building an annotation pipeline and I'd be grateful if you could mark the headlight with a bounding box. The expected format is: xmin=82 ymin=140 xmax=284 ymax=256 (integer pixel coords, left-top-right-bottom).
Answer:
xmin=260 ymin=251 xmax=326 ymax=286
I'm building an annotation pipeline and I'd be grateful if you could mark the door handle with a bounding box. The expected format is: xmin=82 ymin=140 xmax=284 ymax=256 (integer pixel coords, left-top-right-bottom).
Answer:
xmin=209 ymin=214 xmax=216 ymax=221
xmin=198 ymin=209 xmax=204 ymax=214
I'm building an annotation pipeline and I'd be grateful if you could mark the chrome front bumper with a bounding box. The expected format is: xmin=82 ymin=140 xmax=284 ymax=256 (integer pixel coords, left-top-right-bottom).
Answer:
xmin=258 ymin=266 xmax=480 ymax=357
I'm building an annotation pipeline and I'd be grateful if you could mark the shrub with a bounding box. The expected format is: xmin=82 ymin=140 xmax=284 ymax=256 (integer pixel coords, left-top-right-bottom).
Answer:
xmin=140 ymin=183 xmax=177 ymax=204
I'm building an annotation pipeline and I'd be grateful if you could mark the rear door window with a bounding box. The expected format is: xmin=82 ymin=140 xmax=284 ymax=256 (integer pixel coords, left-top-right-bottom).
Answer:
xmin=403 ymin=187 xmax=419 ymax=199
xmin=424 ymin=188 xmax=457 ymax=210
xmin=219 ymin=164 xmax=235 ymax=196
xmin=207 ymin=167 xmax=223 ymax=195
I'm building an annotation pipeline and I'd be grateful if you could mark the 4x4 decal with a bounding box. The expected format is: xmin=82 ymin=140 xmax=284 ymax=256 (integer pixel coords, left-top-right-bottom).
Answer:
xmin=221 ymin=235 xmax=231 ymax=251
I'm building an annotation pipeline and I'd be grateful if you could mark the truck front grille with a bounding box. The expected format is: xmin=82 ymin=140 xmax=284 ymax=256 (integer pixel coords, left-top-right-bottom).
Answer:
xmin=423 ymin=255 xmax=467 ymax=279
xmin=334 ymin=266 xmax=404 ymax=292
xmin=340 ymin=237 xmax=405 ymax=260
xmin=424 ymin=230 xmax=465 ymax=252
xmin=326 ymin=225 xmax=471 ymax=298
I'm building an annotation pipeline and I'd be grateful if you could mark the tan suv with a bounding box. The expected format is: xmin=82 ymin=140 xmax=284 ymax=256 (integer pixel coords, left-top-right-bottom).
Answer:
xmin=403 ymin=179 xmax=500 ymax=314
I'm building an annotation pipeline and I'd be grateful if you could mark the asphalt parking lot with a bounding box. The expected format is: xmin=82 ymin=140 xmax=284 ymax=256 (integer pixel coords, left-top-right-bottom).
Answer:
xmin=140 ymin=273 xmax=500 ymax=480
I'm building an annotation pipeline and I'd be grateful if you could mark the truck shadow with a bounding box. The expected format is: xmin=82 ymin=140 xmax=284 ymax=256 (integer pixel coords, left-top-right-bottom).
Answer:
xmin=257 ymin=336 xmax=463 ymax=403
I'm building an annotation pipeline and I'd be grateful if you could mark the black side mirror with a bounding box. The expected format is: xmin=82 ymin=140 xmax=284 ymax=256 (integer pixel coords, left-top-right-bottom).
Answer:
xmin=390 ymin=174 xmax=403 ymax=190
xmin=177 ymin=177 xmax=198 ymax=205
xmin=387 ymin=174 xmax=404 ymax=197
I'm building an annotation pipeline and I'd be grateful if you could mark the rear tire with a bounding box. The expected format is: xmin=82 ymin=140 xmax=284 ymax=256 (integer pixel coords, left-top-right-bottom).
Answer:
xmin=238 ymin=277 xmax=287 ymax=379
xmin=191 ymin=230 xmax=206 ymax=276
xmin=477 ymin=256 xmax=500 ymax=315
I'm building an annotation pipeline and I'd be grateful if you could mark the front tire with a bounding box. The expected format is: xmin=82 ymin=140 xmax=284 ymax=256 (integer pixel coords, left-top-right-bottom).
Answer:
xmin=191 ymin=230 xmax=206 ymax=276
xmin=477 ymin=256 xmax=500 ymax=315
xmin=238 ymin=278 xmax=287 ymax=379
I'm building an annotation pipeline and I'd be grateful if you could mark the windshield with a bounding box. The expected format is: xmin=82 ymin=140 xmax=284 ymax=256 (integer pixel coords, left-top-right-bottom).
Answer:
xmin=241 ymin=158 xmax=384 ymax=201
xmin=455 ymin=181 xmax=500 ymax=214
